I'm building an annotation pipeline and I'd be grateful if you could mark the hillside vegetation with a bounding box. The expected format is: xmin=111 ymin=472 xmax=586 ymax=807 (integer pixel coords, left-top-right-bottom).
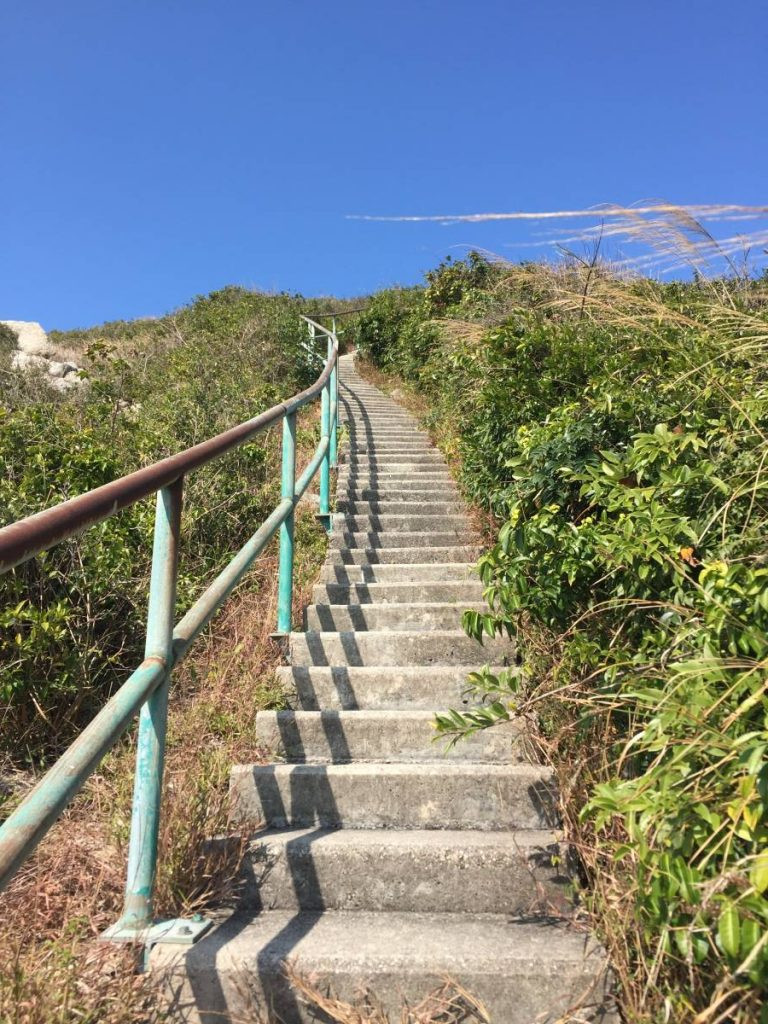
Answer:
xmin=0 ymin=287 xmax=353 ymax=760
xmin=355 ymin=253 xmax=768 ymax=1022
xmin=0 ymin=288 xmax=354 ymax=1022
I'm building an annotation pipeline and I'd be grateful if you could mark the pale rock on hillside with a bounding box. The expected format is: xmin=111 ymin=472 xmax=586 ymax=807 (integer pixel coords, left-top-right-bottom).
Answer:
xmin=1 ymin=320 xmax=83 ymax=390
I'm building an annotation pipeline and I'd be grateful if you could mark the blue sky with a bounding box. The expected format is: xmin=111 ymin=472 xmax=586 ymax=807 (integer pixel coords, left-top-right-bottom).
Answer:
xmin=1 ymin=0 xmax=766 ymax=329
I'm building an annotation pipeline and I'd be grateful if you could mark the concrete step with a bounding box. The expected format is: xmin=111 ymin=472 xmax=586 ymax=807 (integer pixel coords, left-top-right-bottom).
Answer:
xmin=153 ymin=909 xmax=614 ymax=1024
xmin=230 ymin=761 xmax=556 ymax=830
xmin=338 ymin=475 xmax=456 ymax=489
xmin=343 ymin=436 xmax=433 ymax=446
xmin=341 ymin=423 xmax=426 ymax=432
xmin=332 ymin=512 xmax=470 ymax=533
xmin=254 ymin=709 xmax=525 ymax=763
xmin=336 ymin=500 xmax=465 ymax=515
xmin=341 ymin=435 xmax=434 ymax=444
xmin=345 ymin=451 xmax=438 ymax=460
xmin=318 ymin=562 xmax=478 ymax=584
xmin=338 ymin=472 xmax=456 ymax=484
xmin=312 ymin=580 xmax=484 ymax=603
xmin=289 ymin=629 xmax=512 ymax=666
xmin=304 ymin=602 xmax=483 ymax=632
xmin=341 ymin=405 xmax=412 ymax=412
xmin=331 ymin=531 xmax=472 ymax=550
xmin=343 ymin=420 xmax=417 ymax=430
xmin=339 ymin=462 xmax=453 ymax=474
xmin=237 ymin=827 xmax=569 ymax=914
xmin=340 ymin=453 xmax=444 ymax=465
xmin=343 ymin=429 xmax=431 ymax=440
xmin=342 ymin=413 xmax=417 ymax=421
xmin=327 ymin=545 xmax=480 ymax=564
xmin=348 ymin=443 xmax=436 ymax=452
xmin=341 ymin=485 xmax=460 ymax=500
xmin=276 ymin=664 xmax=511 ymax=710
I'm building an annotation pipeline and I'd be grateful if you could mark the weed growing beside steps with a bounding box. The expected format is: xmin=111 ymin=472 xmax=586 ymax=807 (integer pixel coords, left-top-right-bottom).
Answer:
xmin=355 ymin=240 xmax=768 ymax=1023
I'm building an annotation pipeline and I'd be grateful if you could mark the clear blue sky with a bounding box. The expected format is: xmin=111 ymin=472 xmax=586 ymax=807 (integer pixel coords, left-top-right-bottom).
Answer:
xmin=1 ymin=1 xmax=766 ymax=329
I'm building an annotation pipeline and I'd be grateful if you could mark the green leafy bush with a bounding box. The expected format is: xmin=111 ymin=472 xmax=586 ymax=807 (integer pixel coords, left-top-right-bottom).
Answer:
xmin=0 ymin=287 xmax=349 ymax=760
xmin=357 ymin=255 xmax=768 ymax=1021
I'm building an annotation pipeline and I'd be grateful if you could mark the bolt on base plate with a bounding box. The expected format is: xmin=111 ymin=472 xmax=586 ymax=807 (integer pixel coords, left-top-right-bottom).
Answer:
xmin=101 ymin=916 xmax=213 ymax=947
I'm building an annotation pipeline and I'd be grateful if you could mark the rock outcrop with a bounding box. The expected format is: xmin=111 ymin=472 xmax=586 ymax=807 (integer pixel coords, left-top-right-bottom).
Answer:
xmin=1 ymin=320 xmax=83 ymax=390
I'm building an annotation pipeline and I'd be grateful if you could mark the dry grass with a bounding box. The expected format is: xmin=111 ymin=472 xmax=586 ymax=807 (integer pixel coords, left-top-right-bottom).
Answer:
xmin=286 ymin=967 xmax=491 ymax=1024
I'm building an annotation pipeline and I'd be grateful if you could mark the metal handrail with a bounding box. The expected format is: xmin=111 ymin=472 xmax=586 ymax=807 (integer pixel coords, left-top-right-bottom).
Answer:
xmin=0 ymin=314 xmax=339 ymax=945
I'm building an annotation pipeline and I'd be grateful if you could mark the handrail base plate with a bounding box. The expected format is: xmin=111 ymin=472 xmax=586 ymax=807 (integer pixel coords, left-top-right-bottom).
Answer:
xmin=315 ymin=512 xmax=332 ymax=533
xmin=101 ymin=916 xmax=213 ymax=947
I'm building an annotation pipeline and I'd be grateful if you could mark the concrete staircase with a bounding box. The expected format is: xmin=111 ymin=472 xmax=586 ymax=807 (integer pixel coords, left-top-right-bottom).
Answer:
xmin=154 ymin=354 xmax=614 ymax=1022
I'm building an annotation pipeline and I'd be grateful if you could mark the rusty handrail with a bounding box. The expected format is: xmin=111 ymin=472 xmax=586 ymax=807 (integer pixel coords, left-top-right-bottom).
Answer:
xmin=0 ymin=338 xmax=335 ymax=573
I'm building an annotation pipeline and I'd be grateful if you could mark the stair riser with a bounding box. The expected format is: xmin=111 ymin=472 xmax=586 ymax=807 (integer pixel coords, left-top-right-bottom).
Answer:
xmin=312 ymin=582 xmax=484 ymax=603
xmin=343 ymin=431 xmax=431 ymax=440
xmin=304 ymin=603 xmax=483 ymax=632
xmin=340 ymin=487 xmax=460 ymax=500
xmin=340 ymin=456 xmax=444 ymax=466
xmin=289 ymin=630 xmax=513 ymax=666
xmin=237 ymin=831 xmax=568 ymax=914
xmin=331 ymin=533 xmax=472 ymax=550
xmin=333 ymin=518 xmax=470 ymax=534
xmin=342 ymin=421 xmax=417 ymax=430
xmin=255 ymin=711 xmax=525 ymax=763
xmin=347 ymin=444 xmax=436 ymax=452
xmin=231 ymin=764 xmax=556 ymax=830
xmin=341 ymin=424 xmax=427 ymax=432
xmin=338 ymin=450 xmax=443 ymax=458
xmin=333 ymin=513 xmax=469 ymax=531
xmin=275 ymin=665 xmax=509 ymax=711
xmin=341 ymin=404 xmax=413 ymax=412
xmin=318 ymin=563 xmax=477 ymax=584
xmin=338 ymin=467 xmax=453 ymax=477
xmin=336 ymin=501 xmax=465 ymax=515
xmin=327 ymin=546 xmax=480 ymax=564
xmin=342 ymin=437 xmax=427 ymax=443
xmin=337 ymin=473 xmax=456 ymax=485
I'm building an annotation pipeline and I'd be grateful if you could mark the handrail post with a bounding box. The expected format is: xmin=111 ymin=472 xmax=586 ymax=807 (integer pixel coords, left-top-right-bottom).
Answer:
xmin=318 ymin=375 xmax=331 ymax=532
xmin=329 ymin=323 xmax=338 ymax=469
xmin=276 ymin=412 xmax=296 ymax=634
xmin=108 ymin=478 xmax=183 ymax=936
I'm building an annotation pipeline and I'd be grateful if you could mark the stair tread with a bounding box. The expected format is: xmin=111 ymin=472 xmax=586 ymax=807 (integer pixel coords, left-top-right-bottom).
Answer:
xmin=248 ymin=823 xmax=560 ymax=843
xmin=236 ymin=761 xmax=550 ymax=779
xmin=152 ymin=907 xmax=605 ymax=970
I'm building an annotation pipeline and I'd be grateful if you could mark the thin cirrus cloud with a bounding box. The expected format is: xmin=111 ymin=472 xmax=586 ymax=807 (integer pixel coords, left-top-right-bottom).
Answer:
xmin=347 ymin=202 xmax=768 ymax=277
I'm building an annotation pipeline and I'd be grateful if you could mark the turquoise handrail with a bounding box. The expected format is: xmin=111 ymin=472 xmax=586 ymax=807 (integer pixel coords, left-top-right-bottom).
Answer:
xmin=0 ymin=314 xmax=339 ymax=945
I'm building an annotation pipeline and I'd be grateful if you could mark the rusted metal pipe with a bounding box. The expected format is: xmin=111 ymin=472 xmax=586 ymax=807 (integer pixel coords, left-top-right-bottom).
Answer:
xmin=0 ymin=343 xmax=336 ymax=573
xmin=0 ymin=320 xmax=339 ymax=922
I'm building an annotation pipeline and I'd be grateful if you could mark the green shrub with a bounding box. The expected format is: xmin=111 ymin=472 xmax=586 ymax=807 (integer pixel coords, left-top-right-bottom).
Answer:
xmin=0 ymin=287 xmax=344 ymax=760
xmin=358 ymin=256 xmax=768 ymax=1020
